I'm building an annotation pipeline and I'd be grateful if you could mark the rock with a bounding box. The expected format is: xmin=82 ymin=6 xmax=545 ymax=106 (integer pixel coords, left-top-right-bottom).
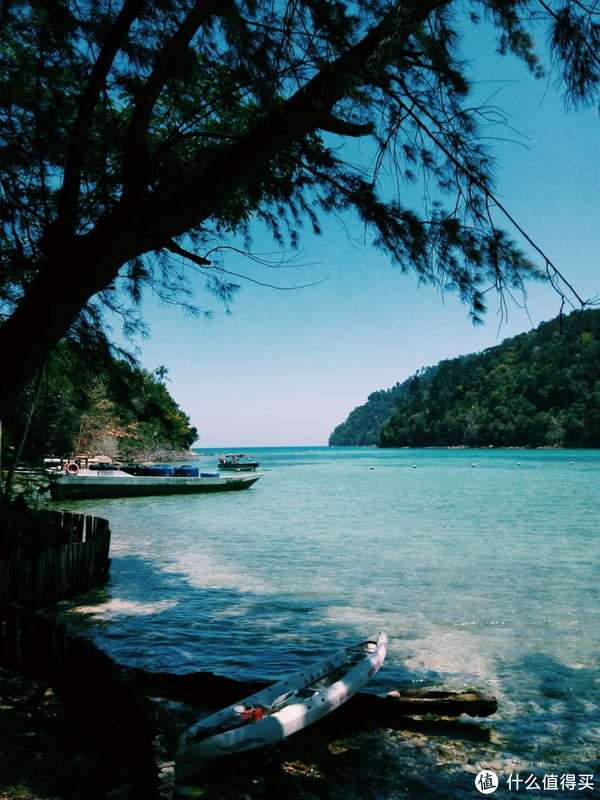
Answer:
xmin=106 ymin=784 xmax=134 ymax=800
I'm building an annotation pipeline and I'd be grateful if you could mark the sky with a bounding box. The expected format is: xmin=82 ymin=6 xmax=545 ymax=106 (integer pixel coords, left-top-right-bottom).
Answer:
xmin=115 ymin=17 xmax=600 ymax=447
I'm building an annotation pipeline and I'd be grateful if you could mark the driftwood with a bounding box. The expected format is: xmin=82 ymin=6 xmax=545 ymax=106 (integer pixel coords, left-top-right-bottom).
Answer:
xmin=379 ymin=688 xmax=496 ymax=717
xmin=131 ymin=668 xmax=265 ymax=707
xmin=131 ymin=668 xmax=497 ymax=719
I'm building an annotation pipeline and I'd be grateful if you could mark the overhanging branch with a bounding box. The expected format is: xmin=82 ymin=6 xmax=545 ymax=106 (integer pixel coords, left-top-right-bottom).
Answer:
xmin=143 ymin=0 xmax=451 ymax=241
xmin=58 ymin=0 xmax=144 ymax=231
xmin=392 ymin=80 xmax=591 ymax=309
xmin=318 ymin=114 xmax=374 ymax=136
xmin=122 ymin=0 xmax=228 ymax=198
xmin=165 ymin=240 xmax=327 ymax=290
xmin=166 ymin=239 xmax=211 ymax=266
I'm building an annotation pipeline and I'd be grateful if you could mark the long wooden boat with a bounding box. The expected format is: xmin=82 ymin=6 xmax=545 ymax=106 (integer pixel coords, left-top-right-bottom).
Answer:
xmin=50 ymin=467 xmax=261 ymax=500
xmin=176 ymin=632 xmax=387 ymax=781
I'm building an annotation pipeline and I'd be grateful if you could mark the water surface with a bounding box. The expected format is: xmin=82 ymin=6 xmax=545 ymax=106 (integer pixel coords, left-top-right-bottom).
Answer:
xmin=58 ymin=447 xmax=600 ymax=795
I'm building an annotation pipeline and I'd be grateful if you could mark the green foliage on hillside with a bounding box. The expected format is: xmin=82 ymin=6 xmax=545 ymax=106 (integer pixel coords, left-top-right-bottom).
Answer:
xmin=329 ymin=370 xmax=437 ymax=446
xmin=331 ymin=310 xmax=600 ymax=448
xmin=3 ymin=342 xmax=197 ymax=464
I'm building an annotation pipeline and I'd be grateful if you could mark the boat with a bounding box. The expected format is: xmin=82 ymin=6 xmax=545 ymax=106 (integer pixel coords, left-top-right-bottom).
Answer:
xmin=50 ymin=464 xmax=261 ymax=500
xmin=218 ymin=453 xmax=259 ymax=471
xmin=176 ymin=631 xmax=387 ymax=780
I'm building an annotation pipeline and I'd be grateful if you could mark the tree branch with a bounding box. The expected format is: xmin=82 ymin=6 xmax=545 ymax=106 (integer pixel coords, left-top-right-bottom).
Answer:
xmin=318 ymin=114 xmax=374 ymax=136
xmin=391 ymin=81 xmax=591 ymax=309
xmin=139 ymin=0 xmax=451 ymax=244
xmin=57 ymin=0 xmax=144 ymax=232
xmin=165 ymin=240 xmax=327 ymax=290
xmin=166 ymin=239 xmax=211 ymax=265
xmin=122 ymin=0 xmax=227 ymax=198
xmin=537 ymin=0 xmax=600 ymax=72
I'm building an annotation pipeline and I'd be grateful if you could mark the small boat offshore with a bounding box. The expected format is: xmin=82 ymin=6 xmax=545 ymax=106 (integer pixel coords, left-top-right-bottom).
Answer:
xmin=50 ymin=464 xmax=261 ymax=500
xmin=176 ymin=632 xmax=387 ymax=781
xmin=218 ymin=453 xmax=259 ymax=471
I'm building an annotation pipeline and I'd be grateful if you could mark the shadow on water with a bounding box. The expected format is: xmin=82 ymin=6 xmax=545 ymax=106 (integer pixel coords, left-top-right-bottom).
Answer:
xmin=57 ymin=555 xmax=600 ymax=799
xmin=60 ymin=554 xmax=433 ymax=682
xmin=57 ymin=554 xmax=505 ymax=800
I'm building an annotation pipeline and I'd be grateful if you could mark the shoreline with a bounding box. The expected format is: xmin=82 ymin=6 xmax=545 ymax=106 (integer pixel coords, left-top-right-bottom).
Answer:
xmin=327 ymin=443 xmax=598 ymax=450
xmin=3 ymin=452 xmax=597 ymax=799
xmin=0 ymin=604 xmax=498 ymax=800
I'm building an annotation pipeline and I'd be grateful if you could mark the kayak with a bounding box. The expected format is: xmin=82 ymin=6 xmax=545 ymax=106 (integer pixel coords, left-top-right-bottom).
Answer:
xmin=176 ymin=632 xmax=387 ymax=781
xmin=176 ymin=632 xmax=387 ymax=778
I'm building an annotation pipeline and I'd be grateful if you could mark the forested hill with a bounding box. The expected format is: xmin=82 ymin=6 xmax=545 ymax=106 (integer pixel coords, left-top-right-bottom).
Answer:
xmin=329 ymin=368 xmax=437 ymax=446
xmin=3 ymin=341 xmax=198 ymax=464
xmin=330 ymin=309 xmax=600 ymax=448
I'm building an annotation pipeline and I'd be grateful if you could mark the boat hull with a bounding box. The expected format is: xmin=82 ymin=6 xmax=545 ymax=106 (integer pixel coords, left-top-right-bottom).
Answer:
xmin=50 ymin=473 xmax=260 ymax=500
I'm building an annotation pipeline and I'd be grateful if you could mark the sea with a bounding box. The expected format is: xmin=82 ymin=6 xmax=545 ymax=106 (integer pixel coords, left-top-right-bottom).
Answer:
xmin=58 ymin=447 xmax=600 ymax=798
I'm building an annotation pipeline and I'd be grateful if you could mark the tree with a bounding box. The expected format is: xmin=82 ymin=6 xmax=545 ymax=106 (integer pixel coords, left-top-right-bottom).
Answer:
xmin=374 ymin=308 xmax=600 ymax=448
xmin=2 ymin=337 xmax=198 ymax=464
xmin=1 ymin=0 xmax=598 ymax=418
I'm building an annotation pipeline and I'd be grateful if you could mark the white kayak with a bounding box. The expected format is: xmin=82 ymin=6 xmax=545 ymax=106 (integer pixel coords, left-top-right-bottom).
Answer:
xmin=176 ymin=632 xmax=387 ymax=781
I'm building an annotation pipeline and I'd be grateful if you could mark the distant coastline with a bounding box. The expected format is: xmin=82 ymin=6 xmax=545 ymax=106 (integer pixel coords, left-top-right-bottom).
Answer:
xmin=328 ymin=443 xmax=599 ymax=449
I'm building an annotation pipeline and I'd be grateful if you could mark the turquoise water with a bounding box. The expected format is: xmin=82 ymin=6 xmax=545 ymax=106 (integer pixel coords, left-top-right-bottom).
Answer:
xmin=59 ymin=447 xmax=599 ymax=794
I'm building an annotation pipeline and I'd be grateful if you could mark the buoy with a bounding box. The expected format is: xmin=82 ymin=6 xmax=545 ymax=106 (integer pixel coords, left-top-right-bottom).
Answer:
xmin=369 ymin=466 xmax=375 ymax=470
xmin=412 ymin=464 xmax=417 ymax=469
xmin=472 ymin=463 xmax=476 ymax=468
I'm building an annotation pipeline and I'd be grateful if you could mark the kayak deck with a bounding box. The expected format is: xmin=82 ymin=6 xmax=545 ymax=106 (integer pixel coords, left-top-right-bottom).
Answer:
xmin=176 ymin=632 xmax=387 ymax=780
xmin=195 ymin=648 xmax=370 ymax=740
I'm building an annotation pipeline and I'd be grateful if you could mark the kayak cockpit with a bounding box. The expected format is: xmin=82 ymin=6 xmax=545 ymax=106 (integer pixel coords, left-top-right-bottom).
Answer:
xmin=186 ymin=645 xmax=374 ymax=744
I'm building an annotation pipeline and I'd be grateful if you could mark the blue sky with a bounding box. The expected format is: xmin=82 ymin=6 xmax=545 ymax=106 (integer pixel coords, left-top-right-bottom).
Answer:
xmin=118 ymin=18 xmax=600 ymax=447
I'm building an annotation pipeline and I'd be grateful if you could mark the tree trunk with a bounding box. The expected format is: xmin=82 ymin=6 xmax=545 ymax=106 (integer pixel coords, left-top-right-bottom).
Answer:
xmin=0 ymin=240 xmax=123 ymax=420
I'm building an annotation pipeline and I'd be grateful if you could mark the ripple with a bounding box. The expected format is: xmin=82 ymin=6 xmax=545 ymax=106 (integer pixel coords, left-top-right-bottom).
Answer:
xmin=57 ymin=446 xmax=600 ymax=778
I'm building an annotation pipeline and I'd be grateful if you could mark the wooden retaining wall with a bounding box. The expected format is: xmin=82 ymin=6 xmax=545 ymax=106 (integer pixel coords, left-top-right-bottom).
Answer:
xmin=0 ymin=512 xmax=161 ymax=798
xmin=0 ymin=511 xmax=111 ymax=608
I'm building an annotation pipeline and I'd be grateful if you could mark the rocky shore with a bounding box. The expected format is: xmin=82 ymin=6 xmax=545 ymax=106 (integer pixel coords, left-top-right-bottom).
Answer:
xmin=0 ymin=603 xmax=500 ymax=800
xmin=0 ymin=666 xmax=122 ymax=800
xmin=0 ymin=505 xmax=502 ymax=800
xmin=126 ymin=448 xmax=197 ymax=464
xmin=1 ymin=663 xmax=501 ymax=800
